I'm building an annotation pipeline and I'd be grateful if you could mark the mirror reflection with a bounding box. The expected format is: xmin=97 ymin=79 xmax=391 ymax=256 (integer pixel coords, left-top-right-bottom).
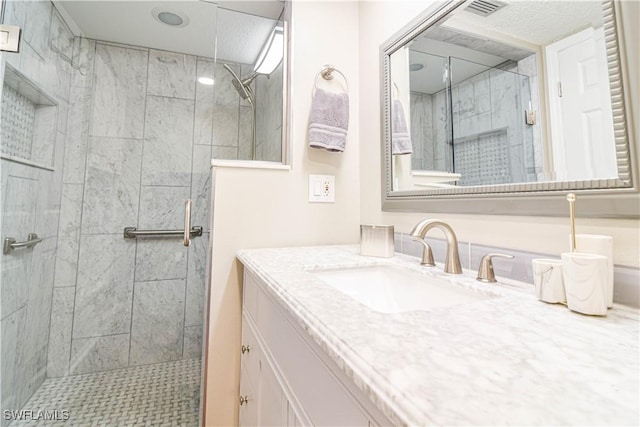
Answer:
xmin=390 ymin=0 xmax=618 ymax=190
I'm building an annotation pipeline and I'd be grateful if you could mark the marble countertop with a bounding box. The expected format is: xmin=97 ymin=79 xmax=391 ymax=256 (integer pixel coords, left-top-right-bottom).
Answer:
xmin=237 ymin=245 xmax=639 ymax=426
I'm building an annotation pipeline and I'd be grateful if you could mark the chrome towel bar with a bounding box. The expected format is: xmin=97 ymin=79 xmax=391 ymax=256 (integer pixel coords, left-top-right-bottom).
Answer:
xmin=3 ymin=233 xmax=43 ymax=255
xmin=123 ymin=226 xmax=203 ymax=240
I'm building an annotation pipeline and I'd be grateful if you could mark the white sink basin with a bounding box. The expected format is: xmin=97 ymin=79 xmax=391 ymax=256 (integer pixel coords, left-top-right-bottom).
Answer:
xmin=312 ymin=265 xmax=492 ymax=313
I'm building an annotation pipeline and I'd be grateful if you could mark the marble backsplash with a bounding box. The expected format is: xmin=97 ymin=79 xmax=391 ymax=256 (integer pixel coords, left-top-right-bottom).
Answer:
xmin=394 ymin=232 xmax=640 ymax=308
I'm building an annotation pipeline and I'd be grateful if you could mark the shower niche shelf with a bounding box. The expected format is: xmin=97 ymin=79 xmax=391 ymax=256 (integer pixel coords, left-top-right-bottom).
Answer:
xmin=1 ymin=65 xmax=58 ymax=171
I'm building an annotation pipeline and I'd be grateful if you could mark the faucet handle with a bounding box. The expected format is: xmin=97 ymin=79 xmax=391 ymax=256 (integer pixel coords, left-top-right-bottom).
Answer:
xmin=412 ymin=238 xmax=435 ymax=266
xmin=476 ymin=253 xmax=514 ymax=283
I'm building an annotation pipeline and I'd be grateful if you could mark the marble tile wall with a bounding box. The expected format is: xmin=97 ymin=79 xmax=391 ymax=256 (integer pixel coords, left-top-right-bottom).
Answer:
xmin=89 ymin=44 xmax=147 ymax=139
xmin=409 ymin=90 xmax=451 ymax=172
xmin=1 ymin=1 xmax=72 ymax=422
xmin=47 ymin=38 xmax=211 ymax=379
xmin=410 ymin=92 xmax=433 ymax=170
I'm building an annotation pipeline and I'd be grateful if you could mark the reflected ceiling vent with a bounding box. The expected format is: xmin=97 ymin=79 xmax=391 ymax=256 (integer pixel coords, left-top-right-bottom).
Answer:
xmin=465 ymin=0 xmax=506 ymax=17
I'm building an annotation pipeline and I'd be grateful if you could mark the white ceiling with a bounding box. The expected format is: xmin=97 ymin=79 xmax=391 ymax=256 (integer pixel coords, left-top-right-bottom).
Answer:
xmin=55 ymin=1 xmax=283 ymax=63
xmin=409 ymin=37 xmax=509 ymax=94
xmin=445 ymin=0 xmax=603 ymax=46
xmin=216 ymin=8 xmax=278 ymax=64
xmin=408 ymin=0 xmax=604 ymax=94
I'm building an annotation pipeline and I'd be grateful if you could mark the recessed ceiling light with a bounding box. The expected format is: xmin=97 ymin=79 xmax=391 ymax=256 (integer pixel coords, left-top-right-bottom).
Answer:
xmin=198 ymin=77 xmax=214 ymax=86
xmin=410 ymin=63 xmax=424 ymax=72
xmin=151 ymin=8 xmax=189 ymax=28
xmin=158 ymin=12 xmax=183 ymax=26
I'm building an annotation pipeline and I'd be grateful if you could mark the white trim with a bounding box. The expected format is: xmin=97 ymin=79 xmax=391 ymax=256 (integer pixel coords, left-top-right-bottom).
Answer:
xmin=210 ymin=159 xmax=291 ymax=171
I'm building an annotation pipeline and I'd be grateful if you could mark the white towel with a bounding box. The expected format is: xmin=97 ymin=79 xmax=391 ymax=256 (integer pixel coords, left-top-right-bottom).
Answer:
xmin=308 ymin=88 xmax=349 ymax=152
xmin=392 ymin=100 xmax=412 ymax=155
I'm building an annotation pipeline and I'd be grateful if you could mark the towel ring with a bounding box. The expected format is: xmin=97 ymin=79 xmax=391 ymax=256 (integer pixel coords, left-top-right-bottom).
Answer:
xmin=314 ymin=64 xmax=349 ymax=93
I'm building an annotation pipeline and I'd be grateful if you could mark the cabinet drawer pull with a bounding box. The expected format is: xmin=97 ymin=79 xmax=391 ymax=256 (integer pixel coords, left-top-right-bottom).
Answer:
xmin=241 ymin=344 xmax=251 ymax=354
xmin=239 ymin=395 xmax=249 ymax=406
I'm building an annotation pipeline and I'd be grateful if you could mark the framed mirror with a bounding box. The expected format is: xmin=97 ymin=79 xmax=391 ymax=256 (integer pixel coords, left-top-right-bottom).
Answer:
xmin=381 ymin=0 xmax=638 ymax=217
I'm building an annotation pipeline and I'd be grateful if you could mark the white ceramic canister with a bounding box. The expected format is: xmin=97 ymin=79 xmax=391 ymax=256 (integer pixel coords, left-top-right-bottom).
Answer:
xmin=532 ymin=259 xmax=565 ymax=304
xmin=561 ymin=252 xmax=608 ymax=316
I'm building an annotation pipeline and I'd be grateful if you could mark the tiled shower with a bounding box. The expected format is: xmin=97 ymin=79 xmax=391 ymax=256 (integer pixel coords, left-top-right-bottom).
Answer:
xmin=47 ymin=39 xmax=211 ymax=377
xmin=0 ymin=0 xmax=284 ymax=424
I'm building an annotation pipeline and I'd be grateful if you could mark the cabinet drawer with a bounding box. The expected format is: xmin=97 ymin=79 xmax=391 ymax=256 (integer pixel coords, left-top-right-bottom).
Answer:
xmin=257 ymin=289 xmax=369 ymax=427
xmin=239 ymin=363 xmax=258 ymax=427
xmin=256 ymin=350 xmax=288 ymax=426
xmin=241 ymin=313 xmax=261 ymax=389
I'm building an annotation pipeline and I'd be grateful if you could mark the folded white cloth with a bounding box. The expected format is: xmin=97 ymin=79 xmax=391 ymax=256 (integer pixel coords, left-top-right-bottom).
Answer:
xmin=308 ymin=88 xmax=349 ymax=152
xmin=392 ymin=99 xmax=412 ymax=155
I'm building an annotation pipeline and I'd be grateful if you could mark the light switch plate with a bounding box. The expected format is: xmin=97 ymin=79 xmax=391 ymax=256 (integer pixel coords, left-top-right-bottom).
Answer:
xmin=308 ymin=175 xmax=335 ymax=203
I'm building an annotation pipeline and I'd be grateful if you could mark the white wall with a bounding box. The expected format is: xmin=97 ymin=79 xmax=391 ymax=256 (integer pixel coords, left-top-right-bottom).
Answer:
xmin=203 ymin=2 xmax=360 ymax=425
xmin=203 ymin=1 xmax=639 ymax=424
xmin=358 ymin=0 xmax=640 ymax=268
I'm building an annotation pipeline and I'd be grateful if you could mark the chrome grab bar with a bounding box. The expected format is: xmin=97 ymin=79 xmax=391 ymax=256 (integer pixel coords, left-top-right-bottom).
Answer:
xmin=184 ymin=199 xmax=192 ymax=247
xmin=123 ymin=226 xmax=203 ymax=239
xmin=3 ymin=233 xmax=43 ymax=255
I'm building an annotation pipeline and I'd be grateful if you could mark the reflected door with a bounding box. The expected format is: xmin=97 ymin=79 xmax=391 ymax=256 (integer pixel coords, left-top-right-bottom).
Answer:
xmin=547 ymin=27 xmax=617 ymax=181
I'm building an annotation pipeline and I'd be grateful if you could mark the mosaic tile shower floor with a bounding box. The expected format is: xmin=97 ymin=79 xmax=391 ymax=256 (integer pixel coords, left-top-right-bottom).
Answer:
xmin=10 ymin=358 xmax=201 ymax=427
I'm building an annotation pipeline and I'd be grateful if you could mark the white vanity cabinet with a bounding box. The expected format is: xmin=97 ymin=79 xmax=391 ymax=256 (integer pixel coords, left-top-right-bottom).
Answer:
xmin=239 ymin=270 xmax=392 ymax=427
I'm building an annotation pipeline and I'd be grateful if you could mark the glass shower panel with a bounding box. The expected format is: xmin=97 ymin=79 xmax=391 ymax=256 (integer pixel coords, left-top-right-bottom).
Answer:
xmin=449 ymin=56 xmax=534 ymax=186
xmin=1 ymin=0 xmax=69 ymax=421
xmin=253 ymin=25 xmax=285 ymax=163
xmin=212 ymin=10 xmax=285 ymax=162
xmin=1 ymin=1 xmax=217 ymax=425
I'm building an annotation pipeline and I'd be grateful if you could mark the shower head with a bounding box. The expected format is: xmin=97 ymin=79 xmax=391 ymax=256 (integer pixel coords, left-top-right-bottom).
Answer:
xmin=223 ymin=64 xmax=254 ymax=104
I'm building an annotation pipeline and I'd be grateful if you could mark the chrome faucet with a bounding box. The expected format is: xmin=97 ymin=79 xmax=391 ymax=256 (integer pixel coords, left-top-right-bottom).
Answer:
xmin=410 ymin=219 xmax=462 ymax=274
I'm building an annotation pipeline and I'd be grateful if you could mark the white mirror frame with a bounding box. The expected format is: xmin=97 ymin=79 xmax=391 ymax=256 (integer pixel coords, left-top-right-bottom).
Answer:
xmin=380 ymin=0 xmax=638 ymax=218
